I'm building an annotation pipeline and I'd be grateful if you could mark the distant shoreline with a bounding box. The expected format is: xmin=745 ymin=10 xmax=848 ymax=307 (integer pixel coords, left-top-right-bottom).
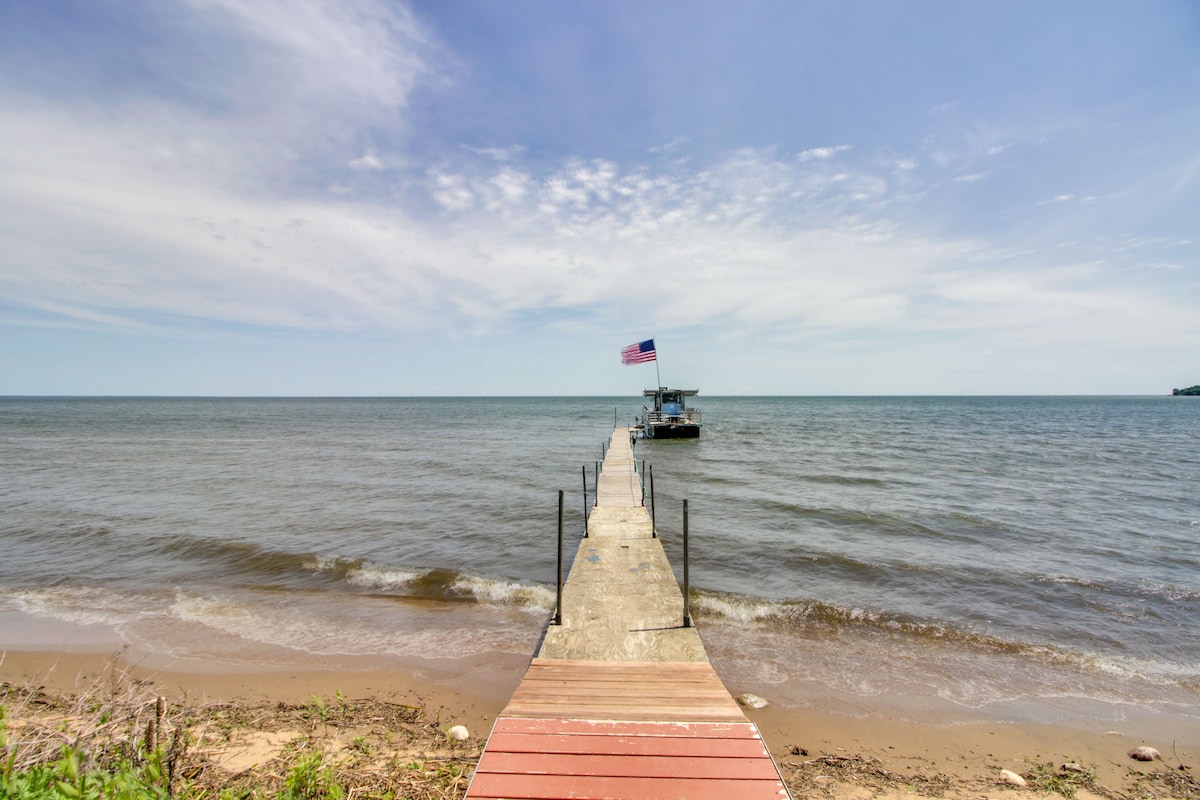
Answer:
xmin=0 ymin=393 xmax=1190 ymax=399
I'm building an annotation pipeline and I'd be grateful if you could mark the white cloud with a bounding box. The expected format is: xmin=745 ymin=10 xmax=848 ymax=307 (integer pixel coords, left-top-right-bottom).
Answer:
xmin=187 ymin=0 xmax=429 ymax=111
xmin=797 ymin=145 xmax=852 ymax=161
xmin=349 ymin=153 xmax=384 ymax=170
xmin=488 ymin=168 xmax=534 ymax=208
xmin=5 ymin=79 xmax=1194 ymax=364
xmin=648 ymin=135 xmax=688 ymax=153
xmin=461 ymin=144 xmax=526 ymax=162
xmin=429 ymin=170 xmax=476 ymax=211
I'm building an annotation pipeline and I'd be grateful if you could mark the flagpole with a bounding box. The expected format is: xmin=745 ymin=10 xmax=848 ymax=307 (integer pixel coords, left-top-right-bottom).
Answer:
xmin=651 ymin=336 xmax=660 ymax=388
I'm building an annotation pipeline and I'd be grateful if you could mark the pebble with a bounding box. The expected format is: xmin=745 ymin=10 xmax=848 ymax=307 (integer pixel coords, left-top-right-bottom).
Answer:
xmin=736 ymin=693 xmax=769 ymax=709
xmin=1127 ymin=746 xmax=1161 ymax=762
xmin=999 ymin=769 xmax=1027 ymax=786
xmin=447 ymin=725 xmax=470 ymax=741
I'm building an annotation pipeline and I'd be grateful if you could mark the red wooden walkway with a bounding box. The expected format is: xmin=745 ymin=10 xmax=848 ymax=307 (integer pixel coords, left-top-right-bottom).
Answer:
xmin=469 ymin=717 xmax=785 ymax=800
xmin=467 ymin=660 xmax=789 ymax=799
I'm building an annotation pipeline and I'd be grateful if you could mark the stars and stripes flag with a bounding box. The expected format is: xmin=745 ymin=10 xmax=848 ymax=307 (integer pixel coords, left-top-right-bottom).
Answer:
xmin=621 ymin=339 xmax=657 ymax=365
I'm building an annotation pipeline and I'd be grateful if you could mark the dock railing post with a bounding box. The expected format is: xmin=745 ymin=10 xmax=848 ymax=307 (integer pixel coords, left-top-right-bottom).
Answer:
xmin=555 ymin=490 xmax=563 ymax=625
xmin=649 ymin=465 xmax=656 ymax=538
xmin=640 ymin=459 xmax=646 ymax=506
xmin=683 ymin=498 xmax=692 ymax=628
xmin=581 ymin=465 xmax=589 ymax=538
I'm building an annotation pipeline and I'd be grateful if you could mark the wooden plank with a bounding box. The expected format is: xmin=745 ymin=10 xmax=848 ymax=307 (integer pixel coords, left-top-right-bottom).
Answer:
xmin=500 ymin=695 xmax=743 ymax=718
xmin=506 ymin=687 xmax=735 ymax=707
xmin=518 ymin=665 xmax=721 ymax=680
xmin=468 ymin=773 xmax=787 ymax=800
xmin=513 ymin=671 xmax=724 ymax=690
xmin=476 ymin=751 xmax=781 ymax=780
xmin=483 ymin=732 xmax=770 ymax=758
xmin=512 ymin=677 xmax=731 ymax=693
xmin=491 ymin=718 xmax=764 ymax=739
xmin=507 ymin=688 xmax=734 ymax=704
xmin=501 ymin=705 xmax=746 ymax=723
xmin=525 ymin=659 xmax=724 ymax=677
xmin=510 ymin=680 xmax=734 ymax=699
xmin=500 ymin=660 xmax=747 ymax=722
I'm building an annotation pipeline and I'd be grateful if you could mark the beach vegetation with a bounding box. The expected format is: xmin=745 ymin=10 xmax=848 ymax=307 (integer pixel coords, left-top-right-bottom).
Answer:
xmin=305 ymin=696 xmax=329 ymax=729
xmin=279 ymin=748 xmax=342 ymax=800
xmin=1128 ymin=764 xmax=1200 ymax=800
xmin=1022 ymin=761 xmax=1098 ymax=798
xmin=1 ymin=661 xmax=475 ymax=800
xmin=0 ymin=742 xmax=170 ymax=800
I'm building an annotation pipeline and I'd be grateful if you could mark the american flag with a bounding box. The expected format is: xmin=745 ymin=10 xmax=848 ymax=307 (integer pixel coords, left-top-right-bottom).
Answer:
xmin=621 ymin=339 xmax=657 ymax=365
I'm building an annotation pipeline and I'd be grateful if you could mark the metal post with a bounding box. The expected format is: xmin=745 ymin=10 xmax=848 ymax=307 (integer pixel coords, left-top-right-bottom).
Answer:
xmin=555 ymin=490 xmax=563 ymax=625
xmin=595 ymin=461 xmax=599 ymax=501
xmin=649 ymin=465 xmax=656 ymax=538
xmin=683 ymin=498 xmax=692 ymax=628
xmin=581 ymin=465 xmax=589 ymax=537
xmin=641 ymin=459 xmax=646 ymax=506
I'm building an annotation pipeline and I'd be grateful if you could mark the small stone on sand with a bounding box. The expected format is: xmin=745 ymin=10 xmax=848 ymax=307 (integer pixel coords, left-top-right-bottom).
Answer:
xmin=1127 ymin=746 xmax=1161 ymax=762
xmin=447 ymin=725 xmax=469 ymax=741
xmin=999 ymin=769 xmax=1027 ymax=786
xmin=736 ymin=693 xmax=768 ymax=709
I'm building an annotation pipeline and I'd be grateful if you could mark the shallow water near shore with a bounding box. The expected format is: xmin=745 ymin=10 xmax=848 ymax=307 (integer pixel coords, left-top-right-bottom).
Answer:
xmin=2 ymin=396 xmax=1198 ymax=727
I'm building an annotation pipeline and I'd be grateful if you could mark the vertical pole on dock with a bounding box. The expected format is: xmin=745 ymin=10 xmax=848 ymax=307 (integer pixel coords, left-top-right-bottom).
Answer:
xmin=649 ymin=465 xmax=657 ymax=538
xmin=581 ymin=465 xmax=589 ymax=538
xmin=555 ymin=490 xmax=564 ymax=625
xmin=595 ymin=461 xmax=599 ymax=501
xmin=682 ymin=498 xmax=692 ymax=628
xmin=641 ymin=459 xmax=646 ymax=506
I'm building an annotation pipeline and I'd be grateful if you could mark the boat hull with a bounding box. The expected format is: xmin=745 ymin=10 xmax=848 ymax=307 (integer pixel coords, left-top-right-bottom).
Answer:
xmin=644 ymin=423 xmax=701 ymax=439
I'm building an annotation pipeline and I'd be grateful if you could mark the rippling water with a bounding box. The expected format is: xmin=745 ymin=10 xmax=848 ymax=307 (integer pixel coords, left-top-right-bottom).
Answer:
xmin=2 ymin=396 xmax=1197 ymax=723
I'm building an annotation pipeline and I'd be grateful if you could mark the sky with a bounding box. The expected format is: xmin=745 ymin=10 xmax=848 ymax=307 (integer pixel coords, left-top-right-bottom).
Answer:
xmin=1 ymin=1 xmax=1198 ymax=396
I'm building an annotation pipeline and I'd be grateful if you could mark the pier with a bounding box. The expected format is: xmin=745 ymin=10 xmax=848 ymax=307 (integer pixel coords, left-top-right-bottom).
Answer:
xmin=466 ymin=428 xmax=790 ymax=800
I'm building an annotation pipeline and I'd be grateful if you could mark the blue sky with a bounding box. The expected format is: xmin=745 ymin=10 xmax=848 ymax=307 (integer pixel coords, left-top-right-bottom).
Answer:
xmin=1 ymin=0 xmax=1197 ymax=395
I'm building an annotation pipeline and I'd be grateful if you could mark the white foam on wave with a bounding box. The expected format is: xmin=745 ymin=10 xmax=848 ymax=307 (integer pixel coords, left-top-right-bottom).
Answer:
xmin=1138 ymin=579 xmax=1200 ymax=602
xmin=1085 ymin=651 xmax=1200 ymax=685
xmin=450 ymin=574 xmax=556 ymax=611
xmin=168 ymin=589 xmax=540 ymax=660
xmin=344 ymin=563 xmax=423 ymax=591
xmin=8 ymin=586 xmax=152 ymax=628
xmin=691 ymin=592 xmax=780 ymax=623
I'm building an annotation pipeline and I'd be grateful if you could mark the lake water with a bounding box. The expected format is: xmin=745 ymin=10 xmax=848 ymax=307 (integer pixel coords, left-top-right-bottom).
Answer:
xmin=1 ymin=396 xmax=1197 ymax=725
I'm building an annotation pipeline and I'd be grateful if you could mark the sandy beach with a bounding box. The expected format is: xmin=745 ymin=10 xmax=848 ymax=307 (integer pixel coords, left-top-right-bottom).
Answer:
xmin=3 ymin=647 xmax=1196 ymax=799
